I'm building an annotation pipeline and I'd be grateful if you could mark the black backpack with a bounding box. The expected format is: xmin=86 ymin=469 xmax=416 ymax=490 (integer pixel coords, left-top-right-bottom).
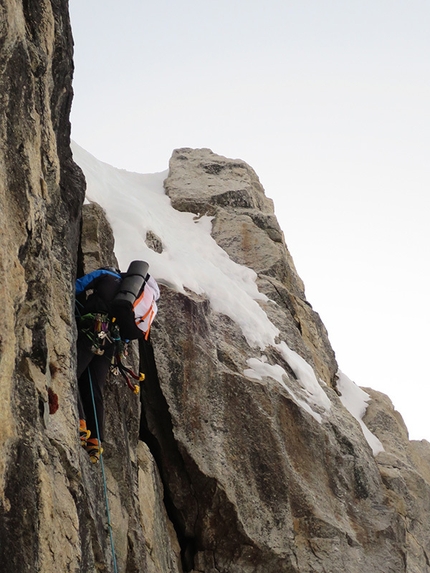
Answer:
xmin=111 ymin=260 xmax=149 ymax=340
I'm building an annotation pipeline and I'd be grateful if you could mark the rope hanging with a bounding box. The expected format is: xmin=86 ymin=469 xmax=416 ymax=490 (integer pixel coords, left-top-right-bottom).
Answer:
xmin=88 ymin=367 xmax=119 ymax=573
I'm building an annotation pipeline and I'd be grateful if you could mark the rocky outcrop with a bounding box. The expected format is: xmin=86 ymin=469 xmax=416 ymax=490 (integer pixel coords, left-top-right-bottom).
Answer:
xmin=2 ymin=2 xmax=430 ymax=572
xmin=363 ymin=388 xmax=430 ymax=572
xmin=165 ymin=148 xmax=337 ymax=389
xmin=143 ymin=148 xmax=430 ymax=573
xmin=79 ymin=202 xmax=119 ymax=273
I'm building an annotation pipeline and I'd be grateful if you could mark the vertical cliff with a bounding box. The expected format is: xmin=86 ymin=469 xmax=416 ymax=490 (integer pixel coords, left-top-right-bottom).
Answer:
xmin=2 ymin=3 xmax=430 ymax=573
xmin=0 ymin=0 xmax=84 ymax=570
xmin=0 ymin=3 xmax=180 ymax=571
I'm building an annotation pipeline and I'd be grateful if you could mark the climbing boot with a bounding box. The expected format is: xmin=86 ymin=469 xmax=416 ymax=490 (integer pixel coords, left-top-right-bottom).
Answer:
xmin=79 ymin=420 xmax=91 ymax=447
xmin=85 ymin=438 xmax=103 ymax=464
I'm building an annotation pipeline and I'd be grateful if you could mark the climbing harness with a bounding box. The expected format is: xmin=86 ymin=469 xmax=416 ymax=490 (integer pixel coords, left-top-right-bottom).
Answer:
xmin=88 ymin=367 xmax=119 ymax=573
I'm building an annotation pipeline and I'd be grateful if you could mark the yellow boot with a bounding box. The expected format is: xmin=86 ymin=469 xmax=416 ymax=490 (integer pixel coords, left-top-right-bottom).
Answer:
xmin=79 ymin=419 xmax=91 ymax=447
xmin=85 ymin=438 xmax=103 ymax=463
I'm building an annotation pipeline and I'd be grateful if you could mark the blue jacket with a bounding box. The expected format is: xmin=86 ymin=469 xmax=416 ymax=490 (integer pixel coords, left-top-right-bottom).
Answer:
xmin=76 ymin=269 xmax=122 ymax=315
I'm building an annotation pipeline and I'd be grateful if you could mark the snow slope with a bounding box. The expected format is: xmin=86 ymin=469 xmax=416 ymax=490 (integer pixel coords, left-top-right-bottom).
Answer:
xmin=72 ymin=142 xmax=383 ymax=454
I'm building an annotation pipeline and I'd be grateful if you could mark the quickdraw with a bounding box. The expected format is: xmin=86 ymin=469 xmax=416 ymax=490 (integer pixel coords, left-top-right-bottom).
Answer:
xmin=111 ymin=348 xmax=145 ymax=394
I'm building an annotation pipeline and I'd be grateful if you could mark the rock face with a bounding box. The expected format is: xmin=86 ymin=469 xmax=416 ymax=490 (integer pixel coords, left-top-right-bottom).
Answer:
xmin=2 ymin=4 xmax=430 ymax=573
xmin=147 ymin=149 xmax=430 ymax=573
xmin=165 ymin=148 xmax=337 ymax=389
xmin=0 ymin=4 xmax=177 ymax=572
xmin=363 ymin=389 xmax=430 ymax=572
xmin=0 ymin=1 xmax=84 ymax=571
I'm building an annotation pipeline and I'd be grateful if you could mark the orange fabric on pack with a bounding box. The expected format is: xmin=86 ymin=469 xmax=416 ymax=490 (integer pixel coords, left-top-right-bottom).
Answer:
xmin=133 ymin=283 xmax=158 ymax=339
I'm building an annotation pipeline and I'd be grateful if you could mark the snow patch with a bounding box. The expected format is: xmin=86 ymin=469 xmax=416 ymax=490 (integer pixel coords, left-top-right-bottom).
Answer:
xmin=244 ymin=356 xmax=324 ymax=422
xmin=337 ymin=371 xmax=384 ymax=455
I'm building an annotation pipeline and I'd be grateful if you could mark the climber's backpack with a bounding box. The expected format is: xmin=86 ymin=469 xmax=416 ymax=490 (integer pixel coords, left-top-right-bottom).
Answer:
xmin=111 ymin=260 xmax=158 ymax=341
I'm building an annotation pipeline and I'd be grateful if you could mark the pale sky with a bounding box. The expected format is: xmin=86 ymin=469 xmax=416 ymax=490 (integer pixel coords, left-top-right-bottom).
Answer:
xmin=69 ymin=0 xmax=430 ymax=441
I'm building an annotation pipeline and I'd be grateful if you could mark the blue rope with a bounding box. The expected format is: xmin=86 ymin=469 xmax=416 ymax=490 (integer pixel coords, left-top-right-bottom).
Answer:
xmin=88 ymin=367 xmax=119 ymax=573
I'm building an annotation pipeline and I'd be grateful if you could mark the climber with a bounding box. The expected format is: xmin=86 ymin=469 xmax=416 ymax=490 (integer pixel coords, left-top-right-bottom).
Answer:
xmin=75 ymin=261 xmax=160 ymax=463
xmin=75 ymin=266 xmax=121 ymax=462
